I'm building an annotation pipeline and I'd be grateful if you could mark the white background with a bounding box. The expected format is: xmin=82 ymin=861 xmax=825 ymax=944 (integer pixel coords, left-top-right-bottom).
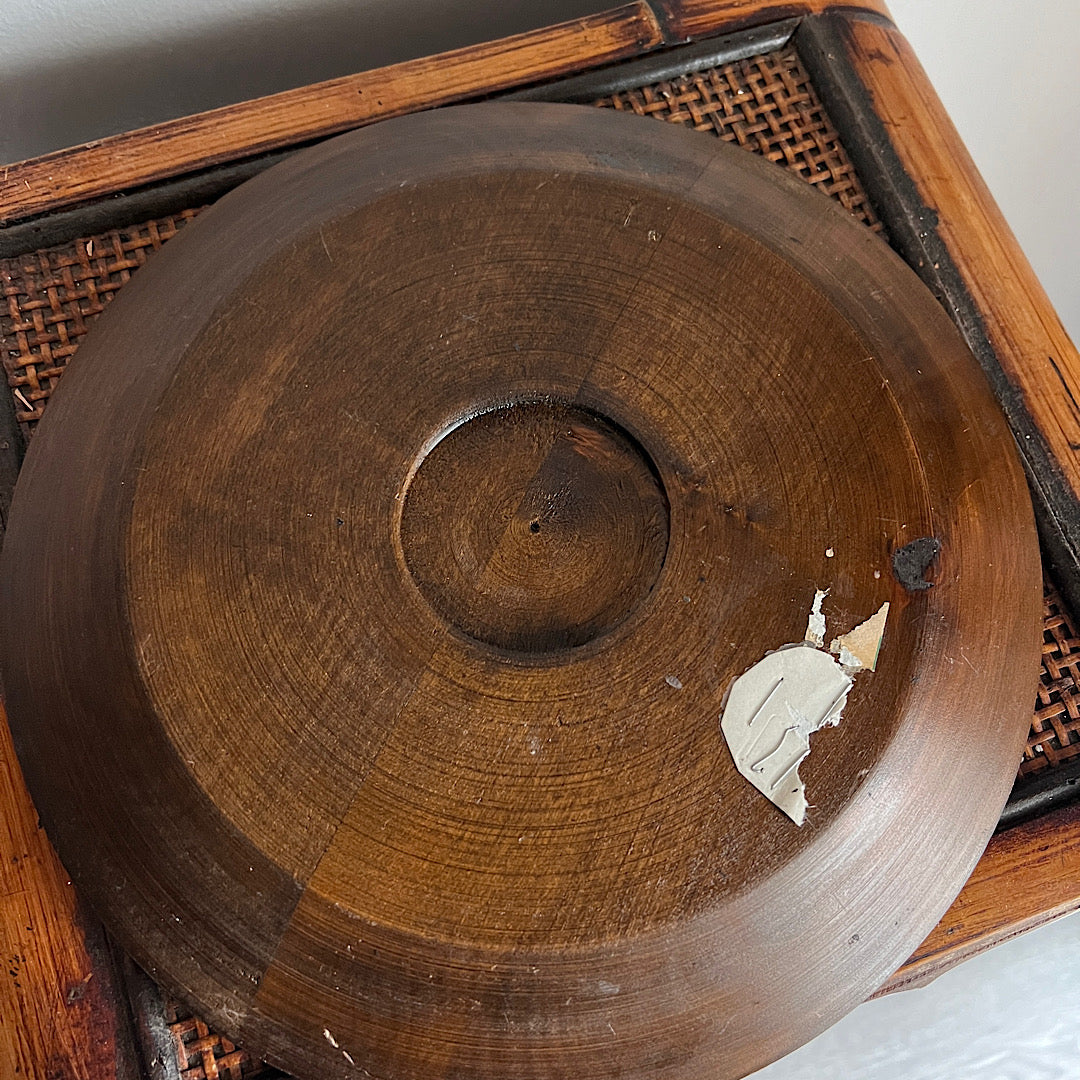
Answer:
xmin=2 ymin=1 xmax=1078 ymax=1076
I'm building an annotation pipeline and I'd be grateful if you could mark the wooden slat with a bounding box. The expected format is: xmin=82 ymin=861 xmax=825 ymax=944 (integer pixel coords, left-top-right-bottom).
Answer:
xmin=655 ymin=0 xmax=891 ymax=39
xmin=0 ymin=3 xmax=662 ymax=227
xmin=883 ymin=802 xmax=1080 ymax=993
xmin=840 ymin=21 xmax=1080 ymax=585
xmin=0 ymin=704 xmax=130 ymax=1080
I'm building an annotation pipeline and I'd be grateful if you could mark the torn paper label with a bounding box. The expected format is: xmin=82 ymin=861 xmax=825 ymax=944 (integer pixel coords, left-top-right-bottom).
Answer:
xmin=721 ymin=644 xmax=853 ymax=826
xmin=830 ymin=602 xmax=889 ymax=672
xmin=721 ymin=590 xmax=889 ymax=825
xmin=804 ymin=589 xmax=828 ymax=648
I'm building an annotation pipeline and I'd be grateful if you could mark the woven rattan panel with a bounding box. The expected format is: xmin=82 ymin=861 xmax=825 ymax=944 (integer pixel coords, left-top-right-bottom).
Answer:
xmin=0 ymin=44 xmax=1064 ymax=1080
xmin=168 ymin=1004 xmax=288 ymax=1080
xmin=1026 ymin=584 xmax=1080 ymax=775
xmin=595 ymin=49 xmax=883 ymax=233
xmin=1 ymin=210 xmax=202 ymax=430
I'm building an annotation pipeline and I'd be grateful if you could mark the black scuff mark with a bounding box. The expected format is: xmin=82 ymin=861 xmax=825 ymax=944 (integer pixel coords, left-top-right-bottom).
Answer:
xmin=892 ymin=537 xmax=941 ymax=592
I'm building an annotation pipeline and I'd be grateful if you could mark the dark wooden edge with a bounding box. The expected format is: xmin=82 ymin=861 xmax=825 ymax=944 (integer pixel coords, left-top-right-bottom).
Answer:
xmin=795 ymin=15 xmax=1080 ymax=617
xmin=797 ymin=12 xmax=1080 ymax=824
xmin=98 ymin=927 xmax=149 ymax=1080
xmin=999 ymin=755 xmax=1080 ymax=831
xmin=0 ymin=368 xmax=21 ymax=536
xmin=796 ymin=11 xmax=1080 ymax=768
xmin=506 ymin=18 xmax=797 ymax=101
xmin=120 ymin=957 xmax=181 ymax=1080
xmin=0 ymin=148 xmax=296 ymax=261
xmin=651 ymin=0 xmax=890 ymax=41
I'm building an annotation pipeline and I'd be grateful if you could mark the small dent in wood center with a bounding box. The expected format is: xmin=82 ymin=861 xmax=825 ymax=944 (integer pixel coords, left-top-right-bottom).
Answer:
xmin=398 ymin=400 xmax=669 ymax=656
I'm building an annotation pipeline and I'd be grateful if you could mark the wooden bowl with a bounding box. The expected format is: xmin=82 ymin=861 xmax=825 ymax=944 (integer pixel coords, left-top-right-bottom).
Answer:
xmin=0 ymin=103 xmax=1042 ymax=1079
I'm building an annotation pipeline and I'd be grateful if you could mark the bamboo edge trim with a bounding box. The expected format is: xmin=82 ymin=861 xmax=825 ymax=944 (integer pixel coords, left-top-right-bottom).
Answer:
xmin=0 ymin=3 xmax=663 ymax=227
xmin=0 ymin=1 xmax=900 ymax=229
xmin=0 ymin=701 xmax=129 ymax=1080
xmin=843 ymin=23 xmax=1080 ymax=517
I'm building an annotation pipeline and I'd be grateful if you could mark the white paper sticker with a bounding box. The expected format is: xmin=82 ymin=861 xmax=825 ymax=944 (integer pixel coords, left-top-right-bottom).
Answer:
xmin=720 ymin=591 xmax=889 ymax=825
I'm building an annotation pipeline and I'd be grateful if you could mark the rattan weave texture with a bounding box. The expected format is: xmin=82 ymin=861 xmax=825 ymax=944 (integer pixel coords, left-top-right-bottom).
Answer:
xmin=168 ymin=1004 xmax=287 ymax=1080
xmin=1025 ymin=585 xmax=1080 ymax=775
xmin=595 ymin=49 xmax=883 ymax=233
xmin=1 ymin=211 xmax=201 ymax=430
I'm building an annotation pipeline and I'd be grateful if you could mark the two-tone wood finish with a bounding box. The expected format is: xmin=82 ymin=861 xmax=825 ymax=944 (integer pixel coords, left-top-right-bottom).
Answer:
xmin=0 ymin=103 xmax=1041 ymax=1080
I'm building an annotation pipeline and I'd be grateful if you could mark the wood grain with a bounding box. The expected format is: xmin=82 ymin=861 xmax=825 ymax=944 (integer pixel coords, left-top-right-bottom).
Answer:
xmin=840 ymin=21 xmax=1080 ymax=579
xmin=0 ymin=3 xmax=661 ymax=227
xmin=398 ymin=401 xmax=670 ymax=653
xmin=0 ymin=704 xmax=130 ymax=1080
xmin=655 ymin=0 xmax=891 ymax=39
xmin=0 ymin=5 xmax=1072 ymax=1068
xmin=0 ymin=102 xmax=1041 ymax=1080
xmin=884 ymin=802 xmax=1080 ymax=993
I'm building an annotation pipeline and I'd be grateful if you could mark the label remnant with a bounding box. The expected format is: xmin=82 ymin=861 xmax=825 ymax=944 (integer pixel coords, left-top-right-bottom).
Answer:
xmin=720 ymin=591 xmax=889 ymax=826
xmin=830 ymin=602 xmax=889 ymax=672
xmin=721 ymin=645 xmax=852 ymax=825
xmin=804 ymin=589 xmax=828 ymax=648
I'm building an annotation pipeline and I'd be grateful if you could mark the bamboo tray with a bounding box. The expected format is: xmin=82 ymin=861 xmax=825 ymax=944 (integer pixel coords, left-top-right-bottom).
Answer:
xmin=2 ymin=3 xmax=1079 ymax=1078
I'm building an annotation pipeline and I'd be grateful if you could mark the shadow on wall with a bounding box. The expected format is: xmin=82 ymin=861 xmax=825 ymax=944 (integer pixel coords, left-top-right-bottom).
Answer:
xmin=1 ymin=0 xmax=612 ymax=163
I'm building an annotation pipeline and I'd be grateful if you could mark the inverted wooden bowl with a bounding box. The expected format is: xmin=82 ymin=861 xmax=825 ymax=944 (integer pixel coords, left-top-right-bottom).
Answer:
xmin=0 ymin=103 xmax=1042 ymax=1079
